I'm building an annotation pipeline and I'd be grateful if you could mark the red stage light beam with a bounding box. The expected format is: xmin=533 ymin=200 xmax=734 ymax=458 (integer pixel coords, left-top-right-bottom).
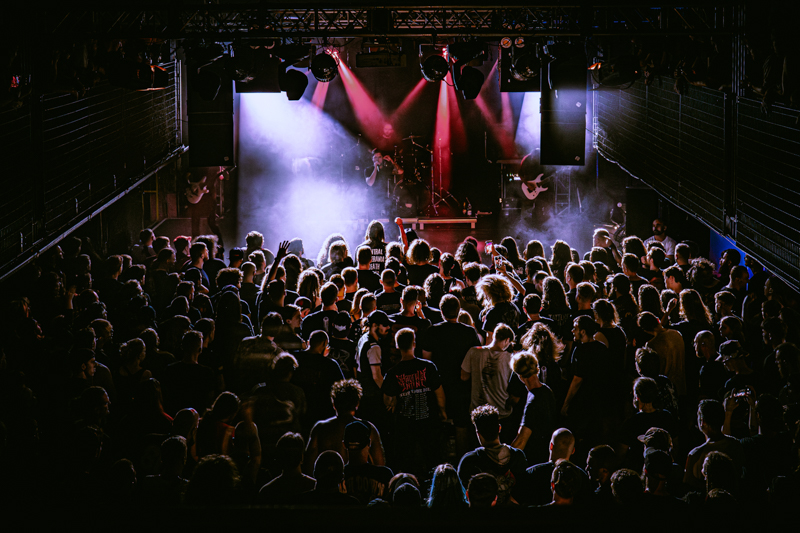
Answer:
xmin=434 ymin=77 xmax=452 ymax=193
xmin=338 ymin=60 xmax=388 ymax=144
xmin=311 ymin=79 xmax=329 ymax=109
xmin=390 ymin=78 xmax=428 ymax=121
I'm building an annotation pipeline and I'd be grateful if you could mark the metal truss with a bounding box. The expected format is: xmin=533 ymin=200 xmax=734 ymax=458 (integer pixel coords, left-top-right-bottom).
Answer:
xmin=33 ymin=3 xmax=742 ymax=39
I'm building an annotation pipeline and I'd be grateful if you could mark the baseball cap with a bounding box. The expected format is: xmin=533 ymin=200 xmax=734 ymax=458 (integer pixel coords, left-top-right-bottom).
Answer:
xmin=228 ymin=247 xmax=245 ymax=263
xmin=637 ymin=427 xmax=672 ymax=451
xmin=333 ymin=311 xmax=351 ymax=334
xmin=716 ymin=340 xmax=747 ymax=362
xmin=366 ymin=310 xmax=395 ymax=327
xmin=644 ymin=448 xmax=672 ymax=478
xmin=343 ymin=421 xmax=371 ymax=449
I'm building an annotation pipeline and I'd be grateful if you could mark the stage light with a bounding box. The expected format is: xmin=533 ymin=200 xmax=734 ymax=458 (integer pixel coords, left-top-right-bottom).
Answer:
xmin=421 ymin=54 xmax=449 ymax=82
xmin=457 ymin=66 xmax=485 ymax=100
xmin=310 ymin=51 xmax=338 ymax=82
xmin=500 ymin=37 xmax=513 ymax=49
xmin=279 ymin=69 xmax=308 ymax=100
xmin=515 ymin=37 xmax=525 ymax=48
xmin=512 ymin=53 xmax=541 ymax=82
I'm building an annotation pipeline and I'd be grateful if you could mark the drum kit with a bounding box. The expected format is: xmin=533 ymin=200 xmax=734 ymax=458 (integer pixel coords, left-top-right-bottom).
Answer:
xmin=388 ymin=133 xmax=459 ymax=217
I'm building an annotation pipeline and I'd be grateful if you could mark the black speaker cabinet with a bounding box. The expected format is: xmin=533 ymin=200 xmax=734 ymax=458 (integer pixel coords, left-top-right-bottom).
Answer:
xmin=188 ymin=74 xmax=234 ymax=167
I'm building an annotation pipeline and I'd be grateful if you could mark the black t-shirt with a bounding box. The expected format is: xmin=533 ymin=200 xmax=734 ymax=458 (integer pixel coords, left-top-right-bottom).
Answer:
xmin=357 ymin=269 xmax=382 ymax=294
xmin=421 ymin=306 xmax=443 ymax=325
xmin=521 ymin=460 xmax=590 ymax=506
xmin=541 ymin=305 xmax=573 ymax=343
xmin=329 ymin=337 xmax=357 ymax=378
xmin=375 ymin=290 xmax=401 ymax=315
xmin=569 ymin=340 xmax=611 ymax=414
xmin=359 ymin=240 xmax=387 ymax=274
xmin=343 ymin=462 xmax=394 ymax=505
xmin=292 ymin=350 xmax=345 ymax=424
xmin=160 ymin=361 xmax=217 ymax=416
xmin=301 ymin=309 xmax=343 ymax=339
xmin=520 ymin=384 xmax=557 ymax=460
xmin=406 ymin=263 xmax=439 ymax=287
xmin=382 ymin=358 xmax=442 ymax=422
xmin=420 ymin=322 xmax=481 ymax=386
xmin=457 ymin=445 xmax=528 ymax=506
xmin=481 ymin=301 xmax=521 ymax=332
xmin=390 ymin=313 xmax=431 ymax=359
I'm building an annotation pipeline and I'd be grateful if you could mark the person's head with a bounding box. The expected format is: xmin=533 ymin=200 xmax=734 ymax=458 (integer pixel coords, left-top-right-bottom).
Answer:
xmin=356 ymin=246 xmax=372 ymax=268
xmin=380 ymin=268 xmax=397 ymax=290
xmin=491 ymin=323 xmax=515 ymax=349
xmin=694 ymin=330 xmax=716 ymax=360
xmin=313 ymin=451 xmax=345 ymax=490
xmin=632 ymin=377 xmax=659 ymax=410
xmin=510 ymin=351 xmax=540 ymax=390
xmin=365 ymin=220 xmax=385 ymax=244
xmin=331 ymin=379 xmax=363 ymax=414
xmin=319 ymin=282 xmax=338 ymax=308
xmin=423 ymin=274 xmax=445 ymax=308
xmin=272 ymin=353 xmax=298 ymax=381
xmin=367 ymin=310 xmax=394 ymax=339
xmin=245 ymin=231 xmax=264 ymax=251
xmin=308 ymin=330 xmax=329 ymax=354
xmin=120 ymin=338 xmax=146 ymax=367
xmin=611 ymin=469 xmax=644 ymax=505
xmin=586 ymin=445 xmax=616 ymax=486
xmin=697 ymin=399 xmax=725 ymax=436
xmin=549 ymin=428 xmax=575 ymax=461
xmin=470 ymin=404 xmax=500 ymax=443
xmin=181 ymin=330 xmax=203 ymax=361
xmin=520 ymin=322 xmax=564 ymax=366
xmin=427 ymin=463 xmax=467 ymax=509
xmin=680 ymin=289 xmax=712 ymax=325
xmin=663 ymin=265 xmax=686 ymax=292
xmin=524 ymin=240 xmax=545 ymax=260
xmin=611 ymin=273 xmax=634 ymax=301
xmin=206 ymin=391 xmax=240 ymax=422
xmin=719 ymin=315 xmax=744 ymax=341
xmin=190 ymin=242 xmax=208 ymax=263
xmin=466 ymin=473 xmax=498 ymax=508
xmin=592 ymin=298 xmax=619 ymax=326
xmin=72 ymin=348 xmax=97 ymax=378
xmin=637 ymin=311 xmax=660 ymax=334
xmin=439 ymin=294 xmax=461 ymax=320
xmin=407 ymin=239 xmax=432 ymax=266
xmin=342 ymin=421 xmax=371 ymax=462
xmin=714 ymin=291 xmax=737 ymax=318
xmin=542 ymin=276 xmax=569 ymax=310
xmin=275 ymin=432 xmax=305 ymax=472
xmin=776 ymin=342 xmax=800 ymax=380
xmin=675 ymin=243 xmax=690 ymax=264
xmin=160 ymin=435 xmax=188 ymax=475
xmin=634 ymin=347 xmax=660 ymax=378
xmin=622 ymin=253 xmax=640 ymax=276
xmin=550 ymin=460 xmax=584 ymax=503
xmin=523 ymin=293 xmax=542 ymax=316
xmin=575 ymin=282 xmax=596 ymax=308
xmin=762 ymin=317 xmax=787 ymax=348
xmin=702 ymin=451 xmax=737 ymax=493
xmin=395 ymin=328 xmax=416 ymax=356
xmin=565 ymin=262 xmax=584 ymax=287
xmin=186 ymin=455 xmax=241 ymax=506
xmin=651 ymin=219 xmax=668 ymax=237
xmin=216 ymin=267 xmax=243 ymax=290
xmin=572 ymin=315 xmax=599 ymax=343
xmin=720 ymin=248 xmax=741 ymax=270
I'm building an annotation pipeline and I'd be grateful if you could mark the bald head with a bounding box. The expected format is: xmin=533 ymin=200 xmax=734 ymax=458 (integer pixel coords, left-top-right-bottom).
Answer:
xmin=550 ymin=428 xmax=575 ymax=461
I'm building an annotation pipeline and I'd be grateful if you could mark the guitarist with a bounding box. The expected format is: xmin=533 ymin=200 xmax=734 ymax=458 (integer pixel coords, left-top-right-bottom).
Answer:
xmin=185 ymin=169 xmax=223 ymax=249
xmin=519 ymin=149 xmax=554 ymax=224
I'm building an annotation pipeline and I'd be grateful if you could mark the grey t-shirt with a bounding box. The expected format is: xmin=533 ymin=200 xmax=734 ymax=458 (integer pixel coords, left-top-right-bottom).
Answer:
xmin=461 ymin=347 xmax=513 ymax=417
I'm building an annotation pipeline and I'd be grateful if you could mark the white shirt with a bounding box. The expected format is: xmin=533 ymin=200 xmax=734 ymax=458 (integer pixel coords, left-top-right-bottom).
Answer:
xmin=644 ymin=235 xmax=677 ymax=257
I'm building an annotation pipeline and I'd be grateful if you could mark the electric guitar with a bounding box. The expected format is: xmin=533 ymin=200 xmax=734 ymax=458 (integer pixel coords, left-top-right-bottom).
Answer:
xmin=186 ymin=176 xmax=209 ymax=204
xmin=521 ymin=173 xmax=553 ymax=201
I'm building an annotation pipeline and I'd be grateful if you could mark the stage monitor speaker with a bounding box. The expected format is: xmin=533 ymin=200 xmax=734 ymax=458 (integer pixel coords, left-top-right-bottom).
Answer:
xmin=540 ymin=113 xmax=585 ymax=166
xmin=188 ymin=73 xmax=234 ymax=167
xmin=626 ymin=187 xmax=659 ymax=240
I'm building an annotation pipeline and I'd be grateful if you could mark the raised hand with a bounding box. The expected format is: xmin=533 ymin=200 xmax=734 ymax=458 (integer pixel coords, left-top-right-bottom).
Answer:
xmin=276 ymin=240 xmax=290 ymax=260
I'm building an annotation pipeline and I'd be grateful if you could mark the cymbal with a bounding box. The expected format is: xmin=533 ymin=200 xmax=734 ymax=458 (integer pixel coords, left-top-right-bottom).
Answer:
xmin=402 ymin=135 xmax=424 ymax=140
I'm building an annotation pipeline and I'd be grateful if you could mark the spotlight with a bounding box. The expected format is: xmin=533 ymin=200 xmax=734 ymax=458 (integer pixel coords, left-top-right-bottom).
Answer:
xmin=310 ymin=51 xmax=338 ymax=82
xmin=511 ymin=53 xmax=541 ymax=82
xmin=421 ymin=54 xmax=449 ymax=82
xmin=500 ymin=37 xmax=513 ymax=49
xmin=279 ymin=69 xmax=308 ymax=100
xmin=456 ymin=66 xmax=485 ymax=99
xmin=515 ymin=37 xmax=525 ymax=48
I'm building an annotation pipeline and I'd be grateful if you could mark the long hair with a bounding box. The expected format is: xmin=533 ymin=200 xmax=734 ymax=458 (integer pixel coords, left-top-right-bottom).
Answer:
xmin=316 ymin=233 xmax=347 ymax=268
xmin=476 ymin=274 xmax=513 ymax=309
xmin=622 ymin=236 xmax=647 ymax=260
xmin=550 ymin=240 xmax=572 ymax=280
xmin=680 ymin=288 xmax=713 ymax=325
xmin=520 ymin=322 xmax=564 ymax=364
xmin=638 ymin=285 xmax=663 ymax=316
xmin=455 ymin=241 xmax=480 ymax=267
xmin=500 ymin=236 xmax=522 ymax=266
xmin=541 ymin=276 xmax=569 ymax=313
xmin=427 ymin=464 xmax=467 ymax=509
xmin=592 ymin=298 xmax=620 ymax=327
xmin=365 ymin=220 xmax=385 ymax=244
xmin=524 ymin=240 xmax=545 ymax=261
xmin=297 ymin=270 xmax=321 ymax=306
xmin=407 ymin=239 xmax=432 ymax=265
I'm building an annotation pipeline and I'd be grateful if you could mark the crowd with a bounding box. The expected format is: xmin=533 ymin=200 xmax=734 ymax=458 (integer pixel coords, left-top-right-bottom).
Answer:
xmin=1 ymin=216 xmax=799 ymax=521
